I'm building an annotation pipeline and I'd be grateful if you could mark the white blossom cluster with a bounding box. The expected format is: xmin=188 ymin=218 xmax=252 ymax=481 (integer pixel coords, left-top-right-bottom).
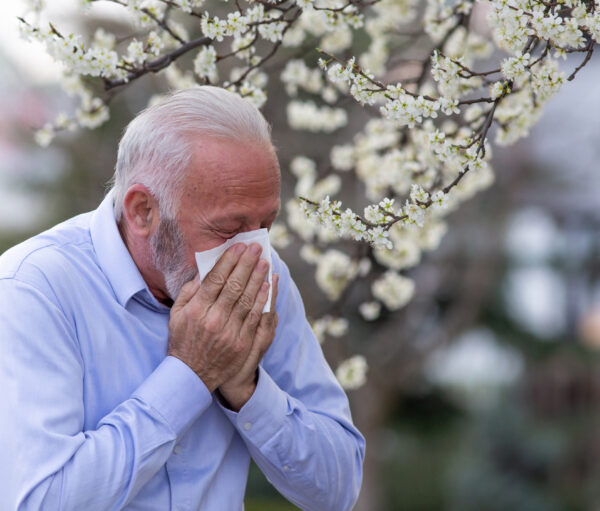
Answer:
xmin=335 ymin=355 xmax=368 ymax=390
xmin=372 ymin=271 xmax=415 ymax=311
xmin=311 ymin=315 xmax=349 ymax=343
xmin=314 ymin=249 xmax=360 ymax=300
xmin=22 ymin=0 xmax=600 ymax=390
xmin=287 ymin=101 xmax=348 ymax=132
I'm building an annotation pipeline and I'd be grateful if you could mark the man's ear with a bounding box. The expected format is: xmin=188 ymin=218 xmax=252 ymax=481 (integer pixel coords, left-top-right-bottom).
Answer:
xmin=121 ymin=184 xmax=160 ymax=238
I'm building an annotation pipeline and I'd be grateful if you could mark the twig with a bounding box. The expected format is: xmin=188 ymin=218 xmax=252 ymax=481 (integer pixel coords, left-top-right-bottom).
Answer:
xmin=140 ymin=7 xmax=186 ymax=45
xmin=228 ymin=9 xmax=302 ymax=87
xmin=568 ymin=39 xmax=595 ymax=81
xmin=103 ymin=36 xmax=212 ymax=90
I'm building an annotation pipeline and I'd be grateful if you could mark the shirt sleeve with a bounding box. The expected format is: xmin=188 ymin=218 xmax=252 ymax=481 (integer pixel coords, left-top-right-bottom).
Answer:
xmin=0 ymin=277 xmax=212 ymax=511
xmin=218 ymin=251 xmax=365 ymax=511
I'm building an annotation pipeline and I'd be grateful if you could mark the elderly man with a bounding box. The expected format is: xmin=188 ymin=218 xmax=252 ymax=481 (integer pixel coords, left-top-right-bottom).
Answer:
xmin=0 ymin=87 xmax=364 ymax=510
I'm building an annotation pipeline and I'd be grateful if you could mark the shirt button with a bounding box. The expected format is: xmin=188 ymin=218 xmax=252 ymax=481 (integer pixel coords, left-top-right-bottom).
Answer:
xmin=243 ymin=422 xmax=252 ymax=431
xmin=173 ymin=445 xmax=181 ymax=454
xmin=283 ymin=465 xmax=290 ymax=472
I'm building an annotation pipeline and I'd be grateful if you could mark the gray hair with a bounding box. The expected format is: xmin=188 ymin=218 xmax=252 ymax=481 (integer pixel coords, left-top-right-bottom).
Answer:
xmin=111 ymin=86 xmax=273 ymax=221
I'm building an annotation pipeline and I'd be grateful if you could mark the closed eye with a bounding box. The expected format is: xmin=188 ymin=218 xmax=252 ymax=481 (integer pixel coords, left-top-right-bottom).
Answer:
xmin=215 ymin=229 xmax=239 ymax=239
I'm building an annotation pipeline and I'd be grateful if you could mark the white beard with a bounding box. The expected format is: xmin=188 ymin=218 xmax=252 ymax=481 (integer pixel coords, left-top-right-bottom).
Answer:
xmin=149 ymin=216 xmax=197 ymax=300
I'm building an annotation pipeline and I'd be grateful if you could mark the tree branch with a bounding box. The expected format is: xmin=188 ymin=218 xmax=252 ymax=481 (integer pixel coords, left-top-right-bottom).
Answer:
xmin=103 ymin=36 xmax=212 ymax=90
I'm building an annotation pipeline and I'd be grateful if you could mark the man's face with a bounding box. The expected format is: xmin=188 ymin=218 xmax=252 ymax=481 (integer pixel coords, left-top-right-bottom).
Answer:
xmin=151 ymin=137 xmax=281 ymax=300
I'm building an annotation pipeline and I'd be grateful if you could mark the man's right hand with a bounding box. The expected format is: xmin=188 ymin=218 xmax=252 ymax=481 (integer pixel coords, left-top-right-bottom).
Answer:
xmin=167 ymin=242 xmax=271 ymax=392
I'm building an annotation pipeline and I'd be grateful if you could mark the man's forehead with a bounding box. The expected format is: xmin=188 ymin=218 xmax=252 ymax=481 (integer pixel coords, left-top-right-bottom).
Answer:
xmin=189 ymin=137 xmax=278 ymax=166
xmin=186 ymin=145 xmax=280 ymax=189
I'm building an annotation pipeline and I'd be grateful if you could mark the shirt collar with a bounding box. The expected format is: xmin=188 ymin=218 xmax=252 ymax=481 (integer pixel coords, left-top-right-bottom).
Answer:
xmin=90 ymin=191 xmax=163 ymax=310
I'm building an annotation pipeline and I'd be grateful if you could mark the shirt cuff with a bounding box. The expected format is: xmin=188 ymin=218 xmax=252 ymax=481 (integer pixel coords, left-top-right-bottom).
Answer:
xmin=219 ymin=365 xmax=290 ymax=448
xmin=132 ymin=356 xmax=212 ymax=436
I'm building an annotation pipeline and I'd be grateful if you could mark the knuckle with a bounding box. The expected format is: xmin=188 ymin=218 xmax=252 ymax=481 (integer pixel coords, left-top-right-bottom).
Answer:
xmin=247 ymin=309 xmax=261 ymax=326
xmin=204 ymin=313 xmax=222 ymax=335
xmin=231 ymin=341 xmax=246 ymax=356
xmin=206 ymin=272 xmax=226 ymax=288
xmin=225 ymin=278 xmax=244 ymax=296
xmin=236 ymin=293 xmax=253 ymax=312
xmin=220 ymin=328 xmax=233 ymax=345
xmin=225 ymin=335 xmax=244 ymax=356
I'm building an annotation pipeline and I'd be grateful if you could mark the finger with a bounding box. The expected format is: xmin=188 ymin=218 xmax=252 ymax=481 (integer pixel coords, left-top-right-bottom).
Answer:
xmin=239 ymin=281 xmax=270 ymax=340
xmin=213 ymin=243 xmax=263 ymax=314
xmin=230 ymin=258 xmax=270 ymax=321
xmin=171 ymin=274 xmax=200 ymax=312
xmin=195 ymin=243 xmax=246 ymax=304
xmin=254 ymin=309 xmax=278 ymax=360
xmin=269 ymin=273 xmax=279 ymax=313
xmin=256 ymin=274 xmax=279 ymax=341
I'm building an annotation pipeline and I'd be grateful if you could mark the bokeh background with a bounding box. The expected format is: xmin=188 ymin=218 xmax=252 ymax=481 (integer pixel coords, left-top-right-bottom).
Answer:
xmin=3 ymin=3 xmax=600 ymax=510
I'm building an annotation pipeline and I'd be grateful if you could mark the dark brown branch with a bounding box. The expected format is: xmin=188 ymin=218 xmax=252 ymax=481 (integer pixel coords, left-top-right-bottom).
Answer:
xmin=414 ymin=13 xmax=467 ymax=89
xmin=217 ymin=33 xmax=259 ymax=60
xmin=228 ymin=8 xmax=302 ymax=87
xmin=103 ymin=35 xmax=212 ymax=90
xmin=312 ymin=0 xmax=380 ymax=12
xmin=140 ymin=7 xmax=186 ymax=45
xmin=155 ymin=0 xmax=203 ymax=18
xmin=568 ymin=39 xmax=595 ymax=81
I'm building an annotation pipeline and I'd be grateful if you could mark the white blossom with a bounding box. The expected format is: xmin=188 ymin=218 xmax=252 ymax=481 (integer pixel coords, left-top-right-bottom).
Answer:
xmin=501 ymin=52 xmax=531 ymax=83
xmin=93 ymin=28 xmax=116 ymax=50
xmin=300 ymin=244 xmax=321 ymax=264
xmin=34 ymin=124 xmax=55 ymax=147
xmin=330 ymin=145 xmax=354 ymax=171
xmin=258 ymin=21 xmax=287 ymax=42
xmin=372 ymin=271 xmax=415 ymax=310
xmin=359 ymin=301 xmax=381 ymax=321
xmin=269 ymin=223 xmax=292 ymax=249
xmin=287 ymin=101 xmax=348 ymax=132
xmin=311 ymin=314 xmax=348 ymax=342
xmin=126 ymin=39 xmax=146 ymax=64
xmin=281 ymin=60 xmax=323 ymax=96
xmin=194 ymin=46 xmax=218 ymax=81
xmin=327 ymin=317 xmax=349 ymax=337
xmin=315 ymin=249 xmax=359 ymax=300
xmin=336 ymin=355 xmax=368 ymax=390
xmin=178 ymin=0 xmax=205 ymax=13
xmin=201 ymin=14 xmax=228 ymax=41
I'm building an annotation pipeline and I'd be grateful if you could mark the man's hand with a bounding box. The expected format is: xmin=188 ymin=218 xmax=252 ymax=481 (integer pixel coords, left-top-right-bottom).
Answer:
xmin=167 ymin=242 xmax=271 ymax=393
xmin=218 ymin=274 xmax=279 ymax=411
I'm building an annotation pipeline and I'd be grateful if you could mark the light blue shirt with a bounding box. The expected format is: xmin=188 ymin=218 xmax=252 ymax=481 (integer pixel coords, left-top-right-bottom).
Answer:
xmin=0 ymin=193 xmax=364 ymax=511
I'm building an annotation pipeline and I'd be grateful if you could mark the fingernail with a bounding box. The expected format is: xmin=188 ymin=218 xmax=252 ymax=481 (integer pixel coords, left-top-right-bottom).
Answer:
xmin=249 ymin=243 xmax=262 ymax=256
xmin=233 ymin=243 xmax=245 ymax=254
xmin=257 ymin=260 xmax=269 ymax=272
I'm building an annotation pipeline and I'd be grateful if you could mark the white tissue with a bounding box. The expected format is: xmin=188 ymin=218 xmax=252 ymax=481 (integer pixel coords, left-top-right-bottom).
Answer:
xmin=194 ymin=228 xmax=272 ymax=313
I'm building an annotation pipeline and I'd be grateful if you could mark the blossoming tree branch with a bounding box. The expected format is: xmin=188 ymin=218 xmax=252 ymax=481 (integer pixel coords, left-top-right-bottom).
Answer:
xmin=19 ymin=0 xmax=598 ymax=388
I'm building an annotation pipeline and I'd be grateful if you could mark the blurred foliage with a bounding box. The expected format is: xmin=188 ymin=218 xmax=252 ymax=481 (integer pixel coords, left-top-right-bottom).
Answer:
xmin=246 ymin=462 xmax=300 ymax=510
xmin=245 ymin=498 xmax=299 ymax=511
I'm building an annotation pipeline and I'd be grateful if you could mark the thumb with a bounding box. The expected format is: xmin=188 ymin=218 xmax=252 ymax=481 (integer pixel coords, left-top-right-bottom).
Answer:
xmin=172 ymin=274 xmax=200 ymax=311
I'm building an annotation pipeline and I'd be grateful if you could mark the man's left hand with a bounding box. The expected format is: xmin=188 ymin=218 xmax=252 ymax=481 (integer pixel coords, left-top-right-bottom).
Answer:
xmin=218 ymin=274 xmax=279 ymax=412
